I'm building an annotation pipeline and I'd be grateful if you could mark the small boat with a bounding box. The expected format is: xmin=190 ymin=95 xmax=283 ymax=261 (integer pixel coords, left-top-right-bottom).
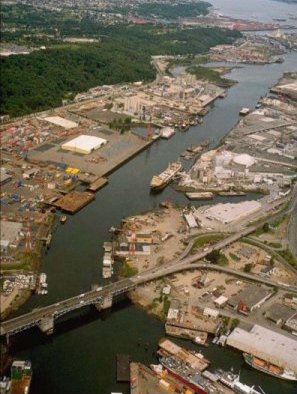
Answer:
xmin=239 ymin=107 xmax=250 ymax=116
xmin=200 ymin=139 xmax=209 ymax=148
xmin=60 ymin=215 xmax=67 ymax=224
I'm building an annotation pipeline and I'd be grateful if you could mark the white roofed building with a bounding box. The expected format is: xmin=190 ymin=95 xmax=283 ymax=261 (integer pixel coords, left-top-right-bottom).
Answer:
xmin=61 ymin=135 xmax=107 ymax=154
xmin=227 ymin=325 xmax=297 ymax=373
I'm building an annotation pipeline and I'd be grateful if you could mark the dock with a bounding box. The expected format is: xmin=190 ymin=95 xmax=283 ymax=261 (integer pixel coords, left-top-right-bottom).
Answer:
xmin=87 ymin=177 xmax=108 ymax=192
xmin=165 ymin=322 xmax=208 ymax=345
xmin=53 ymin=191 xmax=95 ymax=213
xmin=116 ymin=353 xmax=131 ymax=382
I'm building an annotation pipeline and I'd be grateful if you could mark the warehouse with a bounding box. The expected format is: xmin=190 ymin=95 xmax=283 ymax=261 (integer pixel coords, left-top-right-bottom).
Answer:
xmin=264 ymin=303 xmax=295 ymax=326
xmin=43 ymin=116 xmax=78 ymax=129
xmin=228 ymin=284 xmax=272 ymax=314
xmin=0 ymin=221 xmax=23 ymax=252
xmin=204 ymin=201 xmax=261 ymax=224
xmin=61 ymin=135 xmax=107 ymax=155
xmin=227 ymin=325 xmax=297 ymax=373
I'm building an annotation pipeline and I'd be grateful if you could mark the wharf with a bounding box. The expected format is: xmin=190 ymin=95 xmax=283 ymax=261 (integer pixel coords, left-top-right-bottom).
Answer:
xmin=53 ymin=191 xmax=95 ymax=213
xmin=165 ymin=322 xmax=208 ymax=344
xmin=87 ymin=177 xmax=108 ymax=192
xmin=116 ymin=353 xmax=131 ymax=382
xmin=218 ymin=191 xmax=247 ymax=196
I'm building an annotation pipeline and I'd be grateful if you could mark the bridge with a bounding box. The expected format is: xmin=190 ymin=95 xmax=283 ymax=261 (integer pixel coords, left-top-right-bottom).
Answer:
xmin=1 ymin=190 xmax=296 ymax=338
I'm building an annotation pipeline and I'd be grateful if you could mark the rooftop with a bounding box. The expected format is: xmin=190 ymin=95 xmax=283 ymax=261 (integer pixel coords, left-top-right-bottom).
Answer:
xmin=61 ymin=135 xmax=107 ymax=154
xmin=203 ymin=201 xmax=261 ymax=224
xmin=228 ymin=284 xmax=271 ymax=309
xmin=227 ymin=325 xmax=297 ymax=372
xmin=0 ymin=220 xmax=23 ymax=244
xmin=265 ymin=303 xmax=295 ymax=323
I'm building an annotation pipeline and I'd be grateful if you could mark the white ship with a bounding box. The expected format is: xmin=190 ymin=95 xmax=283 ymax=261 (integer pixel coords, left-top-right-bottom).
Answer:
xmin=150 ymin=161 xmax=182 ymax=191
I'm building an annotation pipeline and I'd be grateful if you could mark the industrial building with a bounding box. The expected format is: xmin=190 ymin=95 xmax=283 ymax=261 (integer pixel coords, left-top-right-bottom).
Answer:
xmin=42 ymin=116 xmax=78 ymax=129
xmin=285 ymin=313 xmax=297 ymax=334
xmin=61 ymin=135 xmax=107 ymax=155
xmin=0 ymin=221 xmax=23 ymax=252
xmin=203 ymin=201 xmax=261 ymax=224
xmin=264 ymin=303 xmax=296 ymax=326
xmin=227 ymin=325 xmax=297 ymax=373
xmin=0 ymin=168 xmax=12 ymax=186
xmin=228 ymin=284 xmax=272 ymax=314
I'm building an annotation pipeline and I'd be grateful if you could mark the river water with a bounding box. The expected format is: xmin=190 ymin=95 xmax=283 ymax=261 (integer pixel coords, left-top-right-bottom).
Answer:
xmin=209 ymin=0 xmax=297 ymax=27
xmin=6 ymin=5 xmax=297 ymax=394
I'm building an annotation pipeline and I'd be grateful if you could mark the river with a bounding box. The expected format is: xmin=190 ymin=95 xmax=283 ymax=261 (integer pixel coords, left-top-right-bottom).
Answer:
xmin=5 ymin=7 xmax=297 ymax=394
xmin=209 ymin=0 xmax=297 ymax=27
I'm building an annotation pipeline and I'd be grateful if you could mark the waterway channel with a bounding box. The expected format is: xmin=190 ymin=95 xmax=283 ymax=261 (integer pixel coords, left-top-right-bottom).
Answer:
xmin=5 ymin=31 xmax=297 ymax=394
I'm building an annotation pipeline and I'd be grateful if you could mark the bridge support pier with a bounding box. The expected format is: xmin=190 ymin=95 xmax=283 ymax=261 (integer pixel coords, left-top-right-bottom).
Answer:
xmin=39 ymin=316 xmax=54 ymax=335
xmin=95 ymin=295 xmax=113 ymax=311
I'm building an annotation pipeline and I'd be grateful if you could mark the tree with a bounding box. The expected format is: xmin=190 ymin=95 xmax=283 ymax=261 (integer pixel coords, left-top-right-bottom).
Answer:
xmin=262 ymin=223 xmax=270 ymax=232
xmin=206 ymin=250 xmax=220 ymax=264
xmin=243 ymin=263 xmax=253 ymax=273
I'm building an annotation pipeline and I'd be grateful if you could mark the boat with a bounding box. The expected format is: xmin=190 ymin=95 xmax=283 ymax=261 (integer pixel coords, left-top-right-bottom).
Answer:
xmin=243 ymin=352 xmax=297 ymax=381
xmin=239 ymin=107 xmax=250 ymax=116
xmin=150 ymin=161 xmax=182 ymax=191
xmin=186 ymin=192 xmax=213 ymax=200
xmin=36 ymin=273 xmax=48 ymax=295
xmin=200 ymin=139 xmax=209 ymax=148
xmin=193 ymin=334 xmax=208 ymax=347
xmin=156 ymin=356 xmax=214 ymax=394
xmin=102 ymin=242 xmax=114 ymax=279
xmin=10 ymin=360 xmax=32 ymax=394
xmin=216 ymin=369 xmax=262 ymax=394
xmin=160 ymin=127 xmax=175 ymax=139
xmin=60 ymin=215 xmax=67 ymax=224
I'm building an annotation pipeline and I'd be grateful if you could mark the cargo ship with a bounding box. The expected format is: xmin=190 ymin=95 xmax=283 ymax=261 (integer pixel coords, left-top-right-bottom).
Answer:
xmin=150 ymin=161 xmax=182 ymax=191
xmin=243 ymin=352 xmax=297 ymax=381
xmin=10 ymin=360 xmax=32 ymax=394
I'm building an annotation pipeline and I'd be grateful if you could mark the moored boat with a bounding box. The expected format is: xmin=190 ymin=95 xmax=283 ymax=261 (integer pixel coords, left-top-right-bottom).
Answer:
xmin=10 ymin=360 xmax=32 ymax=394
xmin=60 ymin=215 xmax=67 ymax=224
xmin=150 ymin=161 xmax=182 ymax=191
xmin=216 ymin=368 xmax=262 ymax=394
xmin=243 ymin=352 xmax=297 ymax=381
